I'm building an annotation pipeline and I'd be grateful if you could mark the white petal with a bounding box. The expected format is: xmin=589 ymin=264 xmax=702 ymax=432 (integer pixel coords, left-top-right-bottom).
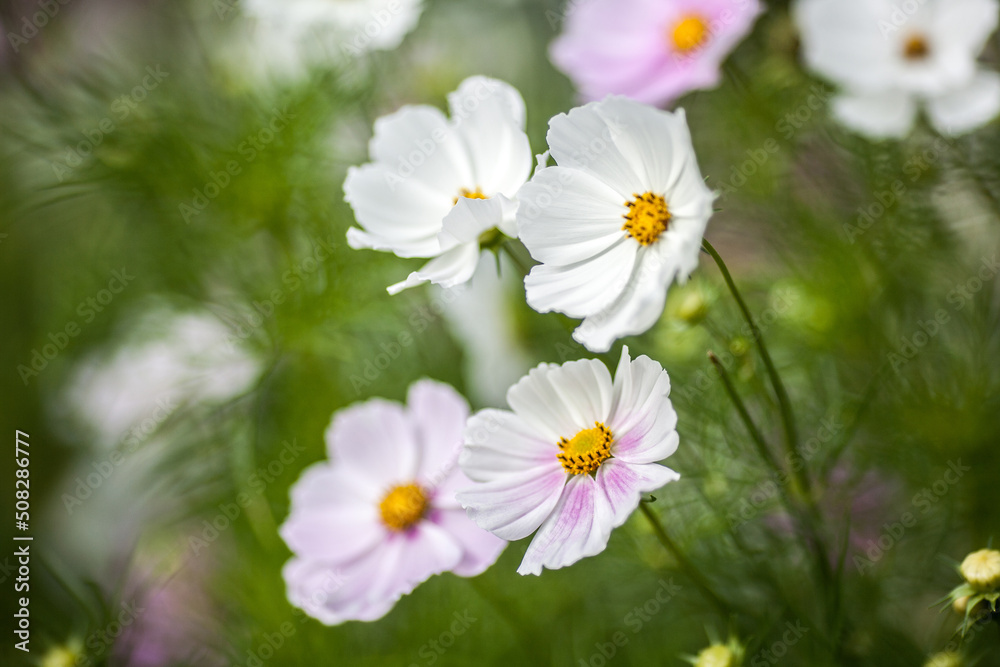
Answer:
xmin=934 ymin=0 xmax=1000 ymax=55
xmin=346 ymin=226 xmax=442 ymax=259
xmin=441 ymin=196 xmax=507 ymax=245
xmin=324 ymin=398 xmax=418 ymax=487
xmin=386 ymin=243 xmax=481 ymax=294
xmin=831 ymin=91 xmax=918 ymax=139
xmin=596 ymin=459 xmax=680 ymax=527
xmin=369 ymin=105 xmax=473 ymax=196
xmin=506 ymin=359 xmax=614 ymax=442
xmin=608 ymin=347 xmax=676 ymax=436
xmin=448 ymin=76 xmax=532 ymax=196
xmin=407 ymin=380 xmax=469 ymax=488
xmin=572 ymin=249 xmax=676 ymax=353
xmin=524 ymin=239 xmax=637 ymax=319
xmin=926 ymin=71 xmax=1000 ymax=136
xmin=456 ymin=464 xmax=567 ymax=541
xmin=460 ymin=409 xmax=560 ymax=483
xmin=343 ymin=164 xmax=452 ymax=253
xmin=517 ymin=166 xmax=631 ymax=267
xmin=793 ymin=0 xmax=898 ymax=91
xmin=517 ymin=474 xmax=614 ymax=575
xmin=591 ymin=99 xmax=697 ymax=195
xmin=546 ymin=100 xmax=645 ymax=199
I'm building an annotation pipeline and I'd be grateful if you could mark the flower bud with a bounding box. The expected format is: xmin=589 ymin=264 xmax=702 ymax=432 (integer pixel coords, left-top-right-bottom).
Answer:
xmin=960 ymin=549 xmax=1000 ymax=591
xmin=694 ymin=644 xmax=738 ymax=667
xmin=924 ymin=651 xmax=962 ymax=667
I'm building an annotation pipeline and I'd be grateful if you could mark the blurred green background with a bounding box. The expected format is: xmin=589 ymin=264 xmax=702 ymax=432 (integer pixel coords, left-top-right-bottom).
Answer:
xmin=1 ymin=0 xmax=999 ymax=665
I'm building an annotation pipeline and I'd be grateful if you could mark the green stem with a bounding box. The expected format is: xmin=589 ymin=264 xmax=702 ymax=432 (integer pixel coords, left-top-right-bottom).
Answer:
xmin=708 ymin=351 xmax=783 ymax=479
xmin=639 ymin=503 xmax=732 ymax=618
xmin=701 ymin=238 xmax=808 ymax=498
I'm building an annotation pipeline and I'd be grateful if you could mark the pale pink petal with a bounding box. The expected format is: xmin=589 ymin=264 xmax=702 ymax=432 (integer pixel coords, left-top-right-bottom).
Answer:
xmin=460 ymin=409 xmax=559 ymax=483
xmin=367 ymin=522 xmax=463 ymax=602
xmin=279 ymin=503 xmax=384 ymax=563
xmin=457 ymin=464 xmax=567 ymax=541
xmin=407 ymin=379 xmax=470 ymax=487
xmin=430 ymin=508 xmax=508 ymax=576
xmin=517 ymin=474 xmax=614 ymax=575
xmin=324 ymin=398 xmax=419 ymax=487
xmin=607 ymin=347 xmax=680 ymax=464
xmin=596 ymin=459 xmax=680 ymax=527
xmin=283 ymin=555 xmax=391 ymax=625
xmin=506 ymin=359 xmax=614 ymax=442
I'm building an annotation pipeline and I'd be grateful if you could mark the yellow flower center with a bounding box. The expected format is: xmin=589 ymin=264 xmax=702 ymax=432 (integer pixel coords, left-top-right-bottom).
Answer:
xmin=378 ymin=483 xmax=428 ymax=531
xmin=558 ymin=422 xmax=613 ymax=475
xmin=672 ymin=16 xmax=709 ymax=53
xmin=960 ymin=548 xmax=1000 ymax=591
xmin=904 ymin=34 xmax=930 ymax=60
xmin=453 ymin=187 xmax=489 ymax=204
xmin=623 ymin=192 xmax=671 ymax=246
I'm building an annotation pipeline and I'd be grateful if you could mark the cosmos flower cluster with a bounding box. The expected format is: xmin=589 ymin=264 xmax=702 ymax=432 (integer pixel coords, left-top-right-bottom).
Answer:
xmin=276 ymin=0 xmax=1000 ymax=625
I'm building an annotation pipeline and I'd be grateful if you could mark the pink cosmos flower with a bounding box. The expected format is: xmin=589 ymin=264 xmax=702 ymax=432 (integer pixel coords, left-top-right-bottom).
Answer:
xmin=550 ymin=0 xmax=764 ymax=106
xmin=457 ymin=347 xmax=681 ymax=575
xmin=280 ymin=380 xmax=506 ymax=624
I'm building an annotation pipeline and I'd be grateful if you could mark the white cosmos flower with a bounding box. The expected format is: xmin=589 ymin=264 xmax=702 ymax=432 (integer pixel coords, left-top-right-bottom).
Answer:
xmin=794 ymin=0 xmax=1000 ymax=138
xmin=517 ymin=97 xmax=715 ymax=353
xmin=241 ymin=0 xmax=424 ymax=56
xmin=344 ymin=76 xmax=533 ymax=294
xmin=457 ymin=347 xmax=680 ymax=576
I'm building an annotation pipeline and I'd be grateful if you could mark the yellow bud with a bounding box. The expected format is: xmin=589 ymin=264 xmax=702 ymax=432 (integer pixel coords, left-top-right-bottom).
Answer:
xmin=41 ymin=644 xmax=83 ymax=667
xmin=677 ymin=290 xmax=708 ymax=324
xmin=924 ymin=651 xmax=963 ymax=667
xmin=696 ymin=645 xmax=736 ymax=667
xmin=960 ymin=549 xmax=1000 ymax=591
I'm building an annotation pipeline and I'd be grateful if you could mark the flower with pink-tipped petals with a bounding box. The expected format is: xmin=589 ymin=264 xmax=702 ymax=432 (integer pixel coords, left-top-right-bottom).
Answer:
xmin=550 ymin=0 xmax=763 ymax=107
xmin=280 ymin=380 xmax=506 ymax=624
xmin=457 ymin=347 xmax=680 ymax=575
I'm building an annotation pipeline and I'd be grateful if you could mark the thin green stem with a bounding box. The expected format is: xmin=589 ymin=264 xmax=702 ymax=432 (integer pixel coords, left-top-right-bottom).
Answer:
xmin=701 ymin=238 xmax=808 ymax=497
xmin=639 ymin=502 xmax=732 ymax=618
xmin=708 ymin=351 xmax=783 ymax=480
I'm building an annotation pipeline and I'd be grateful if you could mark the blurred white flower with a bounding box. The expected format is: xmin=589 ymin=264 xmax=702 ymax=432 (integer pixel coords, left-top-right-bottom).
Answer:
xmin=517 ymin=97 xmax=715 ymax=353
xmin=458 ymin=347 xmax=680 ymax=575
xmin=61 ymin=306 xmax=262 ymax=448
xmin=241 ymin=0 xmax=424 ymax=55
xmin=439 ymin=253 xmax=533 ymax=407
xmin=345 ymin=76 xmax=532 ymax=294
xmin=795 ymin=0 xmax=1000 ymax=138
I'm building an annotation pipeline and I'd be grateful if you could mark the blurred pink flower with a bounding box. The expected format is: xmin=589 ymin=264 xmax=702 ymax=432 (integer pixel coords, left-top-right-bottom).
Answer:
xmin=280 ymin=380 xmax=506 ymax=625
xmin=550 ymin=0 xmax=763 ymax=106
